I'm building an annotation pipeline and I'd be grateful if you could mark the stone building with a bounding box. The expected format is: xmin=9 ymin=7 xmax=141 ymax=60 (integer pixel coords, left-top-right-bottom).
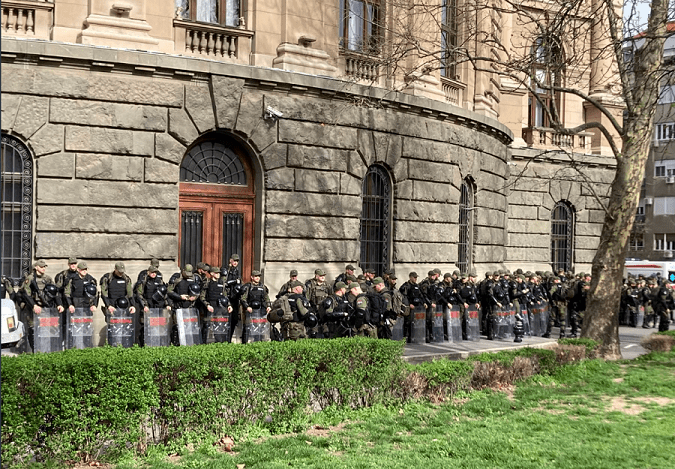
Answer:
xmin=627 ymin=32 xmax=675 ymax=262
xmin=1 ymin=0 xmax=619 ymax=340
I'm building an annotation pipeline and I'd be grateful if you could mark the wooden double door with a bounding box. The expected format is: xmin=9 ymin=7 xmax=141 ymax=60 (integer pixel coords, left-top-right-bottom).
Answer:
xmin=179 ymin=182 xmax=254 ymax=279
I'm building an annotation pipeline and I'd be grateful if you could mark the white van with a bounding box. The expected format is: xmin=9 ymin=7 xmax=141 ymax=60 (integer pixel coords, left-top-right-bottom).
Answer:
xmin=625 ymin=260 xmax=675 ymax=282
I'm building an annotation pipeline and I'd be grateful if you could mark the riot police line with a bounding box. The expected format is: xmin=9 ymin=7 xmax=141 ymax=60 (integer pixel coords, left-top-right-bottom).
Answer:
xmin=3 ymin=257 xmax=610 ymax=354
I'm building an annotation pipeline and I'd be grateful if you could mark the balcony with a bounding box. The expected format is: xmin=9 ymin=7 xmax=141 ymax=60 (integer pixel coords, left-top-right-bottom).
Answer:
xmin=173 ymin=19 xmax=253 ymax=64
xmin=340 ymin=49 xmax=381 ymax=83
xmin=2 ymin=0 xmax=53 ymax=40
xmin=523 ymin=127 xmax=593 ymax=153
xmin=441 ymin=77 xmax=466 ymax=107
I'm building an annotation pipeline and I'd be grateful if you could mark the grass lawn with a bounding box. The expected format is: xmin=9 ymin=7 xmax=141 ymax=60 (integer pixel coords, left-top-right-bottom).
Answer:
xmin=111 ymin=351 xmax=675 ymax=469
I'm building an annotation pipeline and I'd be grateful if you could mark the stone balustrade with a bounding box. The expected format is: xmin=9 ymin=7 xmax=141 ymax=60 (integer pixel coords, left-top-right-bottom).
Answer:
xmin=341 ymin=50 xmax=381 ymax=82
xmin=523 ymin=127 xmax=593 ymax=153
xmin=441 ymin=77 xmax=465 ymax=106
xmin=2 ymin=0 xmax=53 ymax=40
xmin=173 ymin=19 xmax=253 ymax=64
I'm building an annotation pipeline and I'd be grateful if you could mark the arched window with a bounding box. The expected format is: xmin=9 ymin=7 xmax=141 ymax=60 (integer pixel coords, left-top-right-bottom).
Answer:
xmin=529 ymin=36 xmax=564 ymax=129
xmin=551 ymin=201 xmax=574 ymax=272
xmin=1 ymin=134 xmax=33 ymax=280
xmin=360 ymin=164 xmax=391 ymax=276
xmin=180 ymin=140 xmax=247 ymax=185
xmin=458 ymin=179 xmax=474 ymax=273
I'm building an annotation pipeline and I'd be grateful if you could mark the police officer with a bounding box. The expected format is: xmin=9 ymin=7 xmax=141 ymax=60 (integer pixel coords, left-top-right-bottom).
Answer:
xmin=167 ymin=264 xmax=201 ymax=309
xmin=100 ymin=262 xmax=136 ymax=318
xmin=283 ymin=280 xmax=311 ymax=340
xmin=373 ymin=277 xmax=396 ymax=339
xmin=20 ymin=260 xmax=62 ymax=349
xmin=54 ymin=257 xmax=79 ymax=307
xmin=2 ymin=275 xmax=16 ymax=301
xmin=419 ymin=270 xmax=440 ymax=342
xmin=305 ymin=268 xmax=331 ymax=338
xmin=277 ymin=269 xmax=299 ymax=299
xmin=224 ymin=254 xmax=242 ymax=339
xmin=321 ymin=281 xmax=352 ymax=338
xmin=136 ymin=258 xmax=163 ymax=284
xmin=458 ymin=273 xmax=480 ymax=340
xmin=199 ymin=266 xmax=233 ymax=342
xmin=399 ymin=272 xmax=427 ymax=342
xmin=335 ymin=265 xmax=356 ymax=286
xmin=64 ymin=261 xmax=98 ymax=313
xmin=349 ymin=282 xmax=377 ymax=338
xmin=239 ymin=270 xmax=271 ymax=343
xmin=546 ymin=276 xmax=568 ymax=338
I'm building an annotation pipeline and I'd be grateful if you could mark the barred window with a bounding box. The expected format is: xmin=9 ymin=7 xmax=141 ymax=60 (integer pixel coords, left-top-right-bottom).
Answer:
xmin=360 ymin=164 xmax=391 ymax=276
xmin=457 ymin=179 xmax=474 ymax=273
xmin=1 ymin=134 xmax=33 ymax=281
xmin=551 ymin=201 xmax=574 ymax=272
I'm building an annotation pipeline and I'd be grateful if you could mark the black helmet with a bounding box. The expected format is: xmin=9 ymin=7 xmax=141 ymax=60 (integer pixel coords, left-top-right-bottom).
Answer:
xmin=303 ymin=312 xmax=318 ymax=328
xmin=43 ymin=284 xmax=58 ymax=300
xmin=116 ymin=297 xmax=129 ymax=309
xmin=188 ymin=283 xmax=202 ymax=296
xmin=84 ymin=283 xmax=97 ymax=299
xmin=151 ymin=284 xmax=168 ymax=303
xmin=217 ymin=296 xmax=230 ymax=308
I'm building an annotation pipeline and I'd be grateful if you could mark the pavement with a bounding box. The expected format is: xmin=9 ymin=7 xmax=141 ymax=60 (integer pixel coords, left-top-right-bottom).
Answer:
xmin=402 ymin=325 xmax=657 ymax=364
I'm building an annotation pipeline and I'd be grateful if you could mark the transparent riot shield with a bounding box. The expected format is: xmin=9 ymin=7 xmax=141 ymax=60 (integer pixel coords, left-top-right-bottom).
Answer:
xmin=207 ymin=307 xmax=231 ymax=344
xmin=108 ymin=308 xmax=135 ymax=348
xmin=502 ymin=304 xmax=515 ymax=339
xmin=446 ymin=305 xmax=462 ymax=342
xmin=65 ymin=307 xmax=94 ymax=350
xmin=245 ymin=308 xmax=270 ymax=343
xmin=519 ymin=304 xmax=531 ymax=337
xmin=466 ymin=306 xmax=480 ymax=342
xmin=175 ymin=308 xmax=202 ymax=346
xmin=34 ymin=308 xmax=63 ymax=353
xmin=144 ymin=308 xmax=172 ymax=347
xmin=529 ymin=303 xmax=542 ymax=336
xmin=636 ymin=305 xmax=645 ymax=328
xmin=431 ymin=305 xmax=445 ymax=343
xmin=410 ymin=305 xmax=427 ymax=344
xmin=493 ymin=306 xmax=506 ymax=339
xmin=540 ymin=301 xmax=550 ymax=335
xmin=391 ymin=316 xmax=405 ymax=341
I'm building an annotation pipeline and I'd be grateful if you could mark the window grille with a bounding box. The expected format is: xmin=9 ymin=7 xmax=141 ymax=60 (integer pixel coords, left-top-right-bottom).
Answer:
xmin=180 ymin=140 xmax=246 ymax=185
xmin=457 ymin=179 xmax=474 ymax=273
xmin=1 ymin=134 xmax=33 ymax=281
xmin=551 ymin=201 xmax=574 ymax=272
xmin=360 ymin=165 xmax=391 ymax=276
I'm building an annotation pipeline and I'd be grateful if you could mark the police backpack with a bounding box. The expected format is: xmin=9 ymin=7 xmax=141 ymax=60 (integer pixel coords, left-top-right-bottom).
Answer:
xmin=269 ymin=295 xmax=294 ymax=323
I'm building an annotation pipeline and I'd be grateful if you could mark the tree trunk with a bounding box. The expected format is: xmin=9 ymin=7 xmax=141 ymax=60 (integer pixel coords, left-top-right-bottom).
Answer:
xmin=581 ymin=0 xmax=668 ymax=358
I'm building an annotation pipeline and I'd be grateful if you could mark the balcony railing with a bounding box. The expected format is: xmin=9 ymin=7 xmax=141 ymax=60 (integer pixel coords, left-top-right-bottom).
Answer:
xmin=2 ymin=0 xmax=53 ymax=40
xmin=173 ymin=19 xmax=253 ymax=63
xmin=340 ymin=50 xmax=381 ymax=82
xmin=440 ymin=77 xmax=466 ymax=107
xmin=523 ymin=127 xmax=593 ymax=153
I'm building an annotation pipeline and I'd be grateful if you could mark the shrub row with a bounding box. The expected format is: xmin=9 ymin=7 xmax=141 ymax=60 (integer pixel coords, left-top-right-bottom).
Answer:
xmin=1 ymin=338 xmax=598 ymax=468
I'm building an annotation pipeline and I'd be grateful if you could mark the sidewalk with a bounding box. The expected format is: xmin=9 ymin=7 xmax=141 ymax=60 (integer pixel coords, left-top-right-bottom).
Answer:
xmin=402 ymin=325 xmax=655 ymax=364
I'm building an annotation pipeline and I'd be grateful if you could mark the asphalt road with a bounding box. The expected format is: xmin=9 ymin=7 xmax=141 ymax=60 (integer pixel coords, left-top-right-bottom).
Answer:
xmin=402 ymin=324 xmax=660 ymax=363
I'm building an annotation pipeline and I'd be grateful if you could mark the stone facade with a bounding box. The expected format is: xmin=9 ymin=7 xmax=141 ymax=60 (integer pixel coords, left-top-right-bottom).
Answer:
xmin=1 ymin=0 xmax=620 ymax=343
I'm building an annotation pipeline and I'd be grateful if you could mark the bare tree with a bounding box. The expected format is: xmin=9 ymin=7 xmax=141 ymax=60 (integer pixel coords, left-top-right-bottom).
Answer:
xmin=340 ymin=0 xmax=672 ymax=356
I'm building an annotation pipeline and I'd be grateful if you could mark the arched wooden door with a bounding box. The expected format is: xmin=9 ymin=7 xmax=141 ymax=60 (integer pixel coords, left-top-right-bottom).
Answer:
xmin=179 ymin=135 xmax=255 ymax=278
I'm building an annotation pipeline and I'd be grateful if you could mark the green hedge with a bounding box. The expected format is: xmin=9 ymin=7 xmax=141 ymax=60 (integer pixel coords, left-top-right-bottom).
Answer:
xmin=1 ymin=338 xmax=404 ymax=467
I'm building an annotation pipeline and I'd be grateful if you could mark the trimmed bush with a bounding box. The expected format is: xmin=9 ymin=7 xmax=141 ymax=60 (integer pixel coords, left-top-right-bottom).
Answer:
xmin=642 ymin=333 xmax=675 ymax=352
xmin=1 ymin=338 xmax=404 ymax=467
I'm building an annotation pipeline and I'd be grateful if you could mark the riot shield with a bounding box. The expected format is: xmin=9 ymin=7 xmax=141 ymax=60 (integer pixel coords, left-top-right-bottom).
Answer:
xmin=465 ymin=306 xmax=480 ymax=342
xmin=65 ymin=307 xmax=94 ymax=350
xmin=519 ymin=304 xmax=532 ymax=337
xmin=34 ymin=308 xmax=63 ymax=353
xmin=540 ymin=301 xmax=549 ymax=335
xmin=431 ymin=305 xmax=445 ymax=343
xmin=206 ymin=307 xmax=231 ymax=343
xmin=446 ymin=305 xmax=462 ymax=342
xmin=176 ymin=308 xmax=202 ymax=346
xmin=245 ymin=308 xmax=271 ymax=343
xmin=502 ymin=304 xmax=515 ymax=339
xmin=144 ymin=308 xmax=172 ymax=347
xmin=108 ymin=308 xmax=135 ymax=348
xmin=391 ymin=316 xmax=405 ymax=341
xmin=410 ymin=305 xmax=427 ymax=344
xmin=529 ymin=303 xmax=542 ymax=336
xmin=636 ymin=305 xmax=645 ymax=328
xmin=493 ymin=306 xmax=506 ymax=339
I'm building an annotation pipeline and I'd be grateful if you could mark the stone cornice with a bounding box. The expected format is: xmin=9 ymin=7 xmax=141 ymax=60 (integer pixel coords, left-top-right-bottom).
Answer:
xmin=1 ymin=37 xmax=514 ymax=145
